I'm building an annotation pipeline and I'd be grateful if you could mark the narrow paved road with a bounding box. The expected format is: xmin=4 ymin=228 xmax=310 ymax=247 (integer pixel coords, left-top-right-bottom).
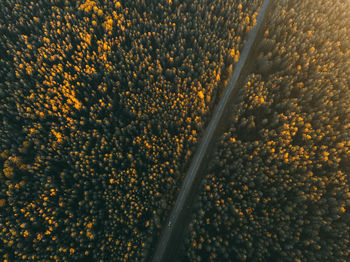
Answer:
xmin=152 ymin=1 xmax=275 ymax=261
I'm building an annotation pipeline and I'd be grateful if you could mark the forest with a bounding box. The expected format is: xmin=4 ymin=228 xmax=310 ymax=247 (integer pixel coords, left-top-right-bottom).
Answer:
xmin=181 ymin=0 xmax=350 ymax=261
xmin=0 ymin=0 xmax=261 ymax=261
xmin=0 ymin=0 xmax=349 ymax=261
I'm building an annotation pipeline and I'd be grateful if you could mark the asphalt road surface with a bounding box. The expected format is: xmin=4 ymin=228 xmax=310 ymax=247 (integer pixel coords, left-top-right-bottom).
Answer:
xmin=152 ymin=1 xmax=275 ymax=261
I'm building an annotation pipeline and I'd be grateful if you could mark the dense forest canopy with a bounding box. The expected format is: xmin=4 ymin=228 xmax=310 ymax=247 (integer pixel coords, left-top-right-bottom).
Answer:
xmin=0 ymin=0 xmax=262 ymax=261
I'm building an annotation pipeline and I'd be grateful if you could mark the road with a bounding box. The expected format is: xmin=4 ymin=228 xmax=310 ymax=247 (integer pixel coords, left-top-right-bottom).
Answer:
xmin=151 ymin=1 xmax=275 ymax=261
